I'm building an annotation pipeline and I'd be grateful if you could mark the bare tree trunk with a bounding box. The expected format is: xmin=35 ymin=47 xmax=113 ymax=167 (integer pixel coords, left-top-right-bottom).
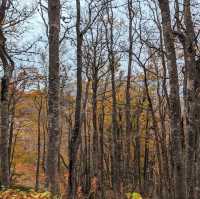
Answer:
xmin=35 ymin=95 xmax=43 ymax=191
xmin=98 ymin=78 xmax=109 ymax=199
xmin=125 ymin=0 xmax=134 ymax=185
xmin=42 ymin=120 xmax=47 ymax=173
xmin=8 ymin=95 xmax=16 ymax=177
xmin=68 ymin=0 xmax=83 ymax=198
xmin=0 ymin=0 xmax=14 ymax=186
xmin=134 ymin=105 xmax=142 ymax=192
xmin=92 ymin=68 xmax=99 ymax=178
xmin=46 ymin=0 xmax=60 ymax=194
xmin=143 ymin=110 xmax=149 ymax=196
xmin=81 ymin=77 xmax=90 ymax=195
xmin=35 ymin=109 xmax=41 ymax=191
xmin=183 ymin=1 xmax=199 ymax=198
xmin=142 ymin=65 xmax=163 ymax=199
xmin=158 ymin=0 xmax=186 ymax=198
xmin=1 ymin=77 xmax=10 ymax=187
xmin=104 ymin=2 xmax=121 ymax=197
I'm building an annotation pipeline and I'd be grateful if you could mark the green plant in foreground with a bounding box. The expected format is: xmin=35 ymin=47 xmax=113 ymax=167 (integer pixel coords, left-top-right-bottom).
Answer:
xmin=126 ymin=192 xmax=143 ymax=199
xmin=0 ymin=188 xmax=62 ymax=199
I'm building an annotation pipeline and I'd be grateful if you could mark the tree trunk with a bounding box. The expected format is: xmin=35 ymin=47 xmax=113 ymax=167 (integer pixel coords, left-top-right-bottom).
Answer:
xmin=0 ymin=30 xmax=14 ymax=189
xmin=125 ymin=0 xmax=134 ymax=185
xmin=92 ymin=70 xmax=99 ymax=177
xmin=1 ymin=76 xmax=10 ymax=187
xmin=68 ymin=0 xmax=83 ymax=198
xmin=183 ymin=1 xmax=199 ymax=198
xmin=35 ymin=96 xmax=42 ymax=191
xmin=46 ymin=0 xmax=60 ymax=194
xmin=158 ymin=0 xmax=186 ymax=198
xmin=105 ymin=5 xmax=121 ymax=197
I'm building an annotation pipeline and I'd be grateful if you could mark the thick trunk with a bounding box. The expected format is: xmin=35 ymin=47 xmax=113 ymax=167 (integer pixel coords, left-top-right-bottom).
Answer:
xmin=0 ymin=36 xmax=14 ymax=188
xmin=158 ymin=0 xmax=186 ymax=199
xmin=46 ymin=0 xmax=60 ymax=194
xmin=183 ymin=1 xmax=199 ymax=198
xmin=0 ymin=0 xmax=13 ymax=187
xmin=1 ymin=76 xmax=10 ymax=187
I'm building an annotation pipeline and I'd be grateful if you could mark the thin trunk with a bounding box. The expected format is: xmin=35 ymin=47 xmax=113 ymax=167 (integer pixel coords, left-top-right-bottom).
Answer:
xmin=68 ymin=1 xmax=83 ymax=197
xmin=35 ymin=97 xmax=42 ymax=191
xmin=142 ymin=61 xmax=163 ymax=199
xmin=143 ymin=110 xmax=149 ymax=196
xmin=104 ymin=2 xmax=121 ymax=197
xmin=92 ymin=72 xmax=98 ymax=177
xmin=42 ymin=121 xmax=46 ymax=173
xmin=8 ymin=104 xmax=15 ymax=175
xmin=125 ymin=0 xmax=133 ymax=185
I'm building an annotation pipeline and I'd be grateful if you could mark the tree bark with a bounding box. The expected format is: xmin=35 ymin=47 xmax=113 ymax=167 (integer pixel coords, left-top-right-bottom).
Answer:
xmin=158 ymin=0 xmax=186 ymax=198
xmin=104 ymin=2 xmax=121 ymax=197
xmin=46 ymin=0 xmax=60 ymax=194
xmin=35 ymin=95 xmax=43 ymax=191
xmin=125 ymin=0 xmax=134 ymax=185
xmin=183 ymin=1 xmax=199 ymax=198
xmin=68 ymin=0 xmax=83 ymax=198
xmin=0 ymin=0 xmax=14 ymax=186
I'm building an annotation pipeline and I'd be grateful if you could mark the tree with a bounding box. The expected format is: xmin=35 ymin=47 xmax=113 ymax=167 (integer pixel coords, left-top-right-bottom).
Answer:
xmin=158 ymin=0 xmax=186 ymax=198
xmin=0 ymin=0 xmax=14 ymax=187
xmin=182 ymin=1 xmax=199 ymax=198
xmin=104 ymin=1 xmax=122 ymax=198
xmin=46 ymin=0 xmax=61 ymax=194
xmin=125 ymin=0 xmax=134 ymax=185
xmin=68 ymin=1 xmax=104 ymax=198
xmin=67 ymin=0 xmax=83 ymax=197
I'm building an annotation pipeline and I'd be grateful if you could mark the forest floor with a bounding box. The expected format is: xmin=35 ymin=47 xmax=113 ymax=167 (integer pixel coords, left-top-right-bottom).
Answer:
xmin=0 ymin=189 xmax=146 ymax=199
xmin=0 ymin=188 xmax=60 ymax=199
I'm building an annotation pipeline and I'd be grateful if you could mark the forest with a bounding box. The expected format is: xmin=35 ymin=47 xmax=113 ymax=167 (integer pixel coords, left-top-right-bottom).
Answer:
xmin=0 ymin=0 xmax=199 ymax=198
